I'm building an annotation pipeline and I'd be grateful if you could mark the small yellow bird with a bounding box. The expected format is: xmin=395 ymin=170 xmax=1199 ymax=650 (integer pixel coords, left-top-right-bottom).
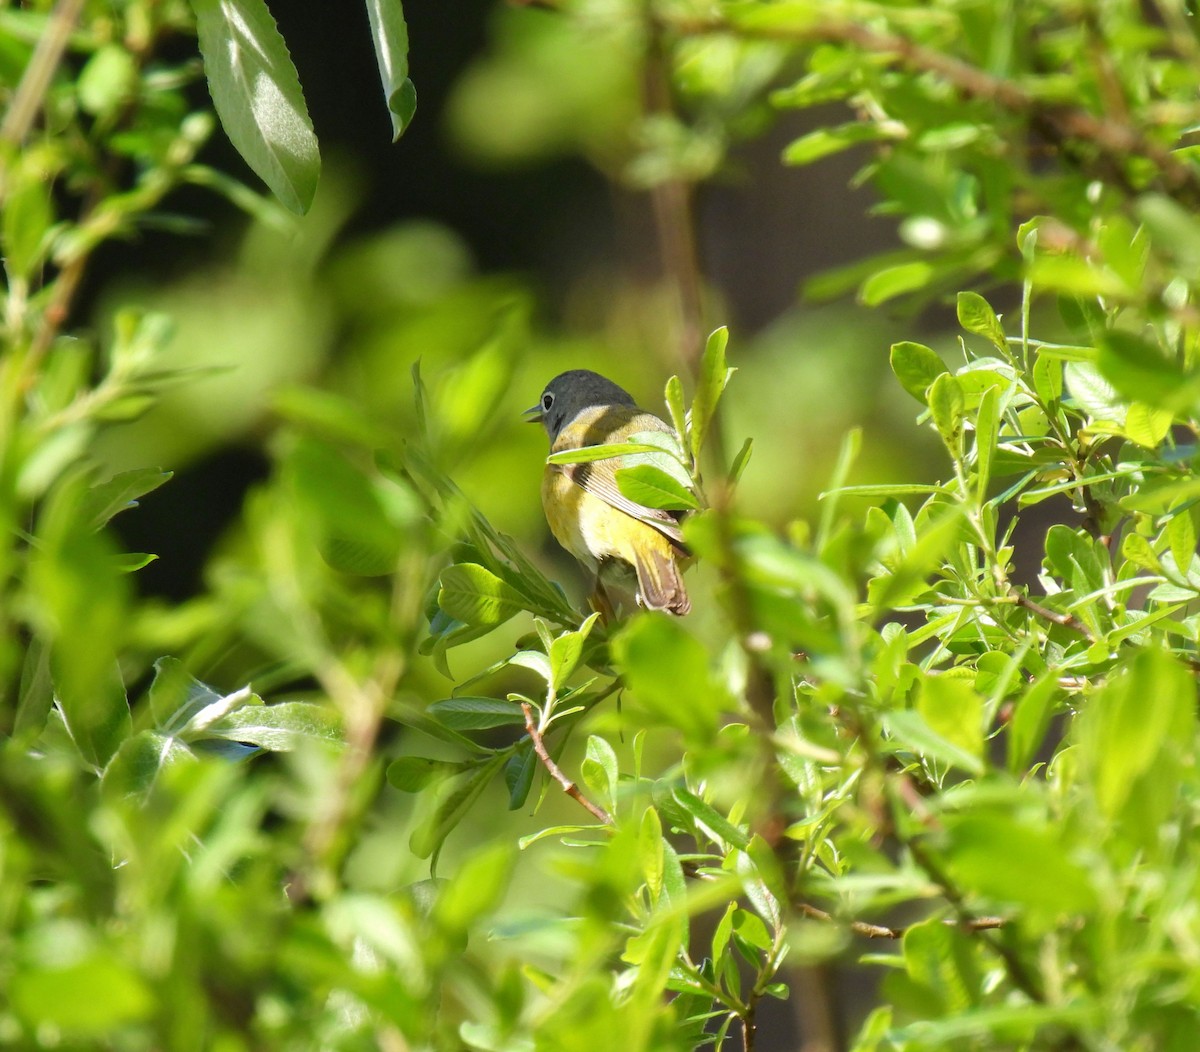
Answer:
xmin=525 ymin=369 xmax=691 ymax=616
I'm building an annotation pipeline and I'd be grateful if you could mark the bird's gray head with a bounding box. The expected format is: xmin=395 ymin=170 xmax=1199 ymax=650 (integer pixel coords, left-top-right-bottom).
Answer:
xmin=523 ymin=369 xmax=637 ymax=443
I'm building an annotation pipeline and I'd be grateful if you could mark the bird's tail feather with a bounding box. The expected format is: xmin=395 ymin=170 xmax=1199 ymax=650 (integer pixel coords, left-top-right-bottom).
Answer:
xmin=634 ymin=549 xmax=690 ymax=615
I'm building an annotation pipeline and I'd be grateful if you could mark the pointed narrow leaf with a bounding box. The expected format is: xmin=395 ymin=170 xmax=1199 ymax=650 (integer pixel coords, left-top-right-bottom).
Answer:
xmin=505 ymin=744 xmax=536 ymax=809
xmin=861 ymin=261 xmax=935 ymax=305
xmin=729 ymin=437 xmax=753 ymax=485
xmin=546 ymin=442 xmax=672 ymax=465
xmin=549 ymin=613 xmax=599 ymax=690
xmin=1168 ymin=509 xmax=1197 ymax=579
xmin=974 ymin=385 xmax=998 ymax=500
xmin=192 ymin=0 xmax=320 ymax=213
xmin=410 ymin=754 xmax=506 ymax=860
xmin=664 ymin=375 xmax=688 ymax=453
xmin=203 ymin=701 xmax=341 ymax=751
xmin=387 ymin=755 xmax=461 ymax=792
xmin=363 ymin=0 xmax=416 ymax=140
xmin=691 ymin=326 xmax=731 ymax=462
xmin=80 ymin=469 xmax=172 ymax=531
xmin=428 ymin=696 xmax=525 ymax=730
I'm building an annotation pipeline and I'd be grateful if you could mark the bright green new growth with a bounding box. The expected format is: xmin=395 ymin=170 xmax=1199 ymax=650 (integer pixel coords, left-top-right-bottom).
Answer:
xmin=5 ymin=1 xmax=1200 ymax=1050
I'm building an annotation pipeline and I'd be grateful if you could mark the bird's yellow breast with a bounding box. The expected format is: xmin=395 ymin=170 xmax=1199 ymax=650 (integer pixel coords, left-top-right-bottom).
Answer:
xmin=542 ymin=465 xmax=674 ymax=573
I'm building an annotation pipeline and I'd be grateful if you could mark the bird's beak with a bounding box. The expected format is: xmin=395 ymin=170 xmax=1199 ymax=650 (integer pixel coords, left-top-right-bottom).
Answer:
xmin=522 ymin=403 xmax=544 ymax=424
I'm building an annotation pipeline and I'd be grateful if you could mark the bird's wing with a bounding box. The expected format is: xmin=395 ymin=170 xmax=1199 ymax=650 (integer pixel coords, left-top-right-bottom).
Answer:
xmin=551 ymin=406 xmax=690 ymax=552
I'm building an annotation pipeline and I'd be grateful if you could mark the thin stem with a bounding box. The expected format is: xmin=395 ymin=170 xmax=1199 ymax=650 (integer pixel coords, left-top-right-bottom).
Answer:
xmin=1012 ymin=592 xmax=1097 ymax=643
xmin=521 ymin=702 xmax=613 ymax=824
xmin=796 ymin=901 xmax=1005 ymax=940
xmin=740 ymin=1007 xmax=756 ymax=1052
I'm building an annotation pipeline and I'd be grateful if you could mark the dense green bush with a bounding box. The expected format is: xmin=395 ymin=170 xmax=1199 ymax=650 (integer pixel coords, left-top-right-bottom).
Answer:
xmin=4 ymin=0 xmax=1200 ymax=1049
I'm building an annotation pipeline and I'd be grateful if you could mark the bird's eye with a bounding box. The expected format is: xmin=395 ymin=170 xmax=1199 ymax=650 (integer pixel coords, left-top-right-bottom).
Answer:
xmin=541 ymin=392 xmax=554 ymax=411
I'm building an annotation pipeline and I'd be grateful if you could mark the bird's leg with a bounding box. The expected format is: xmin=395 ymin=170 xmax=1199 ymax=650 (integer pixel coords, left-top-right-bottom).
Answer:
xmin=588 ymin=570 xmax=617 ymax=624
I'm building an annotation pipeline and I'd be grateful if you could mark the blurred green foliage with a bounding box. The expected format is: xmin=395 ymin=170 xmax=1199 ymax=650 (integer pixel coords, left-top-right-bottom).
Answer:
xmin=6 ymin=0 xmax=1200 ymax=1050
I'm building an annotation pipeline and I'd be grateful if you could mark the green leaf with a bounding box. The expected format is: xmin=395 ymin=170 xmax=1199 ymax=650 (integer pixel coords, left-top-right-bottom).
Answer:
xmin=437 ymin=563 xmax=527 ymax=627
xmin=10 ymin=956 xmax=153 ymax=1035
xmin=287 ymin=438 xmax=402 ymax=575
xmin=1121 ymin=531 xmax=1162 ymax=575
xmin=101 ymin=730 xmax=197 ymax=799
xmin=1064 ymin=361 xmax=1123 ymax=420
xmin=867 ymin=504 xmax=965 ymax=608
xmin=1124 ymin=402 xmax=1173 ymax=448
xmin=546 ymin=442 xmax=677 ymax=466
xmin=203 ymin=701 xmax=342 ymax=751
xmin=505 ymin=743 xmax=536 ymax=810
xmin=1168 ymin=508 xmax=1197 ymax=580
xmin=548 ymin=612 xmax=600 ymax=691
xmin=917 ymin=674 xmax=983 ymax=765
xmin=1044 ymin=524 xmax=1104 ymax=593
xmin=32 ymin=478 xmax=133 ymax=768
xmin=192 ymin=0 xmax=320 ymax=213
xmin=664 ymin=374 xmax=688 ymax=452
xmin=1136 ymin=193 xmax=1200 ymax=273
xmin=1006 ymin=674 xmax=1059 ymax=773
xmin=691 ymin=326 xmax=732 ymax=463
xmin=927 ymin=373 xmax=965 ymax=451
xmin=639 ymin=807 xmax=664 ymax=905
xmin=861 ymin=261 xmax=936 ymax=305
xmin=729 ymin=437 xmax=753 ymax=485
xmin=943 ymin=812 xmax=1096 ymax=915
xmin=890 ymin=341 xmax=949 ymax=402
xmin=1031 ymin=351 xmax=1063 ymax=404
xmin=973 ymin=385 xmax=998 ymax=500
xmin=613 ymin=615 xmax=730 ymax=741
xmin=3 ymin=170 xmax=52 ymax=278
xmin=148 ymin=656 xmax=222 ymax=732
xmin=882 ymin=710 xmax=983 ymax=775
xmin=902 ymin=917 xmax=980 ymax=1014
xmin=410 ymin=754 xmax=506 ymax=861
xmin=428 ymin=696 xmax=526 ymax=730
xmin=78 ymin=43 xmax=137 ymax=116
xmin=434 ymin=842 xmax=513 ymax=935
xmin=614 ymin=464 xmax=700 ymax=511
xmin=1097 ymin=330 xmax=1189 ymax=409
xmin=672 ymin=788 xmax=751 ymax=850
xmin=387 ymin=755 xmax=460 ymax=792
xmin=364 ymin=0 xmax=416 ymax=140
xmin=1078 ymin=649 xmax=1195 ymax=818
xmin=956 ymin=291 xmax=1007 ymax=351
xmin=15 ymin=638 xmax=53 ymax=737
xmin=783 ymin=121 xmax=894 ymax=166
xmin=581 ymin=735 xmax=619 ymax=815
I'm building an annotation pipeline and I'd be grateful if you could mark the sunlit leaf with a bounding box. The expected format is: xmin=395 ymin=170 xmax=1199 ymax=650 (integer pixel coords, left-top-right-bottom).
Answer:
xmin=364 ymin=0 xmax=416 ymax=140
xmin=192 ymin=0 xmax=320 ymax=213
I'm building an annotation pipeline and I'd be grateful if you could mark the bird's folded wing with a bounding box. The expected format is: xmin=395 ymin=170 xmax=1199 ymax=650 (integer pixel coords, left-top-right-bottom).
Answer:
xmin=557 ymin=459 xmax=688 ymax=551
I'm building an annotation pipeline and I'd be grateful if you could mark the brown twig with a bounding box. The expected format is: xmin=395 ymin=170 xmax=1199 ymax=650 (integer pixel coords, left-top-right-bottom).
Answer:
xmin=1012 ymin=592 xmax=1096 ymax=643
xmin=796 ymin=901 xmax=1005 ymax=940
xmin=521 ymin=702 xmax=613 ymax=824
xmin=740 ymin=1007 xmax=756 ymax=1052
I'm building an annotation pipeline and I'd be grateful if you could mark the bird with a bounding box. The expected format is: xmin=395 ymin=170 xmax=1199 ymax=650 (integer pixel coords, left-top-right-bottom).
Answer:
xmin=525 ymin=369 xmax=691 ymax=617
